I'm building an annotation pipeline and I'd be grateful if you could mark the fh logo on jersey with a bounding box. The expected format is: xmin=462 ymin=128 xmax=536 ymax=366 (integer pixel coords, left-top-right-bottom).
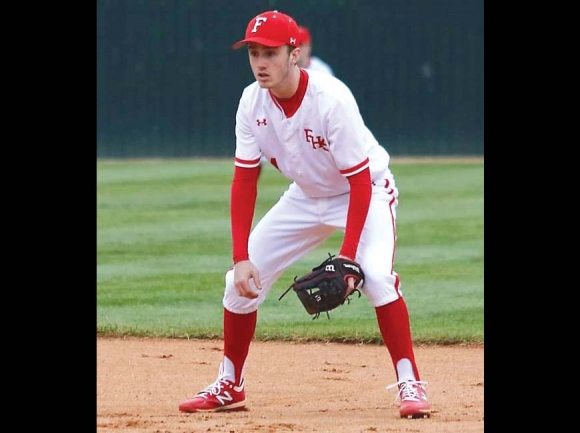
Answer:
xmin=304 ymin=129 xmax=328 ymax=151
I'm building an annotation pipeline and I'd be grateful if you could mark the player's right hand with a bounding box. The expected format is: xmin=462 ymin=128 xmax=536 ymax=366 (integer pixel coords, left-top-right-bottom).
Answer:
xmin=233 ymin=260 xmax=262 ymax=299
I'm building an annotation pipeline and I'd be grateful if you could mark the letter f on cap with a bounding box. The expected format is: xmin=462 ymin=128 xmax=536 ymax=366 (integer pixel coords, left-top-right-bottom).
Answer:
xmin=252 ymin=17 xmax=267 ymax=33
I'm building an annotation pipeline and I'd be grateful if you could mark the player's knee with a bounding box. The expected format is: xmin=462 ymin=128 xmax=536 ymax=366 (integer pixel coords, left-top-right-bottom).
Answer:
xmin=223 ymin=268 xmax=261 ymax=313
xmin=223 ymin=293 xmax=261 ymax=313
xmin=362 ymin=271 xmax=402 ymax=307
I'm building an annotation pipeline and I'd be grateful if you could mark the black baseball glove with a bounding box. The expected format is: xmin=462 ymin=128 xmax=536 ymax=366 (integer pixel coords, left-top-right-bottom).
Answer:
xmin=279 ymin=253 xmax=365 ymax=319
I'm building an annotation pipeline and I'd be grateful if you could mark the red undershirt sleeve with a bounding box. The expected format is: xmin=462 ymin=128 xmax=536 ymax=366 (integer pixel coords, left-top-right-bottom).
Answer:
xmin=339 ymin=167 xmax=372 ymax=260
xmin=230 ymin=165 xmax=260 ymax=264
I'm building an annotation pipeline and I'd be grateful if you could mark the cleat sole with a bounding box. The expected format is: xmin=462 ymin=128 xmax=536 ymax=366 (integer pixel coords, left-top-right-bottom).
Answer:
xmin=403 ymin=412 xmax=431 ymax=419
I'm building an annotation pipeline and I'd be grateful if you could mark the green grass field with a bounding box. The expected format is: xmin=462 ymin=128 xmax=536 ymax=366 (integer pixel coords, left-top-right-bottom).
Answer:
xmin=97 ymin=158 xmax=483 ymax=345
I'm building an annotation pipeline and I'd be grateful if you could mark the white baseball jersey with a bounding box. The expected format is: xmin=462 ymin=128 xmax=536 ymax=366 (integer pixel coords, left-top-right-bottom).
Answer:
xmin=234 ymin=70 xmax=392 ymax=198
xmin=305 ymin=56 xmax=334 ymax=76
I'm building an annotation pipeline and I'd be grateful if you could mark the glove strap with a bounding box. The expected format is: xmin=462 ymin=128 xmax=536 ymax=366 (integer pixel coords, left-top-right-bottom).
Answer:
xmin=278 ymin=276 xmax=298 ymax=301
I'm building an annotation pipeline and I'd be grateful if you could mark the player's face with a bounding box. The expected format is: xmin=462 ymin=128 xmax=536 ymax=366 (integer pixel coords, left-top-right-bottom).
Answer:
xmin=247 ymin=44 xmax=299 ymax=92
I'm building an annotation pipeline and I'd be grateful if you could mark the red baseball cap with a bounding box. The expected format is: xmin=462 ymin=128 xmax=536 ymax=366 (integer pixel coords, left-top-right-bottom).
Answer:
xmin=232 ymin=10 xmax=300 ymax=50
xmin=298 ymin=26 xmax=311 ymax=45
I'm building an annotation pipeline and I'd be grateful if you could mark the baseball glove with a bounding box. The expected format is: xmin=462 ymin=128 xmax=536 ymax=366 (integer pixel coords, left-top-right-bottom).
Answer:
xmin=278 ymin=253 xmax=365 ymax=319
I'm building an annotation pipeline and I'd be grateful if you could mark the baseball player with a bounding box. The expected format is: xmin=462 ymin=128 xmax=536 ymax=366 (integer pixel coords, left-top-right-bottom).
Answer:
xmin=178 ymin=10 xmax=431 ymax=419
xmin=297 ymin=25 xmax=335 ymax=76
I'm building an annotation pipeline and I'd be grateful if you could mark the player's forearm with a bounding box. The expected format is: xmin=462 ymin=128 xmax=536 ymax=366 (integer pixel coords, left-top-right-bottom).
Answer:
xmin=340 ymin=167 xmax=372 ymax=259
xmin=230 ymin=165 xmax=260 ymax=263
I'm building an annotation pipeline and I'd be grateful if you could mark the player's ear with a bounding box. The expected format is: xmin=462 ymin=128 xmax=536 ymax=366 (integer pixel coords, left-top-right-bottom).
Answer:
xmin=290 ymin=46 xmax=301 ymax=64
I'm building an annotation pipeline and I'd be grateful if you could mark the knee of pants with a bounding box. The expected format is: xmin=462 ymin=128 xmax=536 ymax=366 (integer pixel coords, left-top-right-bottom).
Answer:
xmin=361 ymin=269 xmax=403 ymax=307
xmin=222 ymin=268 xmax=263 ymax=314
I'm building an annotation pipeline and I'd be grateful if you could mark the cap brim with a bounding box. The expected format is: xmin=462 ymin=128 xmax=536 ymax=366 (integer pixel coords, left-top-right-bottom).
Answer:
xmin=231 ymin=37 xmax=286 ymax=50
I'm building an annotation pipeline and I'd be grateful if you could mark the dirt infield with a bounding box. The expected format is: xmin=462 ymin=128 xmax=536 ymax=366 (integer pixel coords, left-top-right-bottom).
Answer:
xmin=97 ymin=337 xmax=483 ymax=432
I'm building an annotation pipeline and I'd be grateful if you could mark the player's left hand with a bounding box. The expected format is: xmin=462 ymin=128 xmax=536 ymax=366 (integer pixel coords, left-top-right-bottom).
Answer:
xmin=233 ymin=260 xmax=262 ymax=299
xmin=338 ymin=254 xmax=357 ymax=297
